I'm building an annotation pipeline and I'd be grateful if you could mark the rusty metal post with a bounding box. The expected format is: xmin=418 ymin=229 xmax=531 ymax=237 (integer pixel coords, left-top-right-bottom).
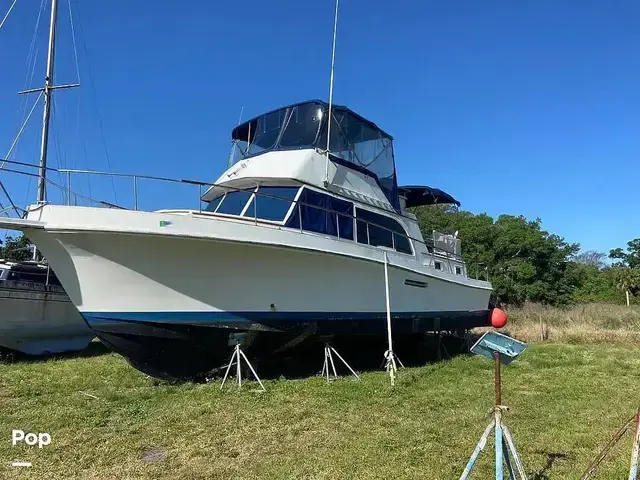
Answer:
xmin=581 ymin=414 xmax=636 ymax=480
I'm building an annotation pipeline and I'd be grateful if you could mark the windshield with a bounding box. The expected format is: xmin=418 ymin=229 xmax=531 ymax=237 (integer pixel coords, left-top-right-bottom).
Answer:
xmin=230 ymin=103 xmax=324 ymax=162
xmin=229 ymin=101 xmax=400 ymax=210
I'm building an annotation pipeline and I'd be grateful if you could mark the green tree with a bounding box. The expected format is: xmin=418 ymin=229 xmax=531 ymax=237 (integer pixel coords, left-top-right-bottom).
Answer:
xmin=609 ymin=239 xmax=640 ymax=303
xmin=412 ymin=206 xmax=581 ymax=307
xmin=609 ymin=238 xmax=640 ymax=268
xmin=0 ymin=235 xmax=32 ymax=262
xmin=611 ymin=266 xmax=640 ymax=305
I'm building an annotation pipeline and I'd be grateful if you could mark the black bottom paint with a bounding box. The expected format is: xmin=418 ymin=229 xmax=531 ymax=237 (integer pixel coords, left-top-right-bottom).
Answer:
xmin=89 ymin=311 xmax=492 ymax=381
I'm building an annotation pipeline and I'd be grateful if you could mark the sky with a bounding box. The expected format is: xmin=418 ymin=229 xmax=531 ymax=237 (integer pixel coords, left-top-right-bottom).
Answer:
xmin=0 ymin=0 xmax=638 ymax=254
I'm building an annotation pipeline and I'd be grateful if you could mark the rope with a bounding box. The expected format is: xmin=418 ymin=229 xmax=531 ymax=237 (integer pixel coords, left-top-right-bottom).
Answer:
xmin=74 ymin=0 xmax=118 ymax=205
xmin=1 ymin=91 xmax=44 ymax=169
xmin=67 ymin=0 xmax=81 ymax=83
xmin=0 ymin=0 xmax=18 ymax=31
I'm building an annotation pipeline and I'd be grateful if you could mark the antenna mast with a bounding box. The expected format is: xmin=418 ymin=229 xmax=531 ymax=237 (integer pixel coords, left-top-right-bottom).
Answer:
xmin=36 ymin=0 xmax=60 ymax=203
xmin=227 ymin=106 xmax=244 ymax=169
xmin=323 ymin=0 xmax=339 ymax=185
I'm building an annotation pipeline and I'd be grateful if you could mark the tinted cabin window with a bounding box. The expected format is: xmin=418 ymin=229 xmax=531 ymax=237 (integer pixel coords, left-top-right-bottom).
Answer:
xmin=355 ymin=208 xmax=412 ymax=254
xmin=243 ymin=187 xmax=299 ymax=222
xmin=214 ymin=190 xmax=253 ymax=215
xmin=205 ymin=195 xmax=224 ymax=212
xmin=285 ymin=188 xmax=354 ymax=240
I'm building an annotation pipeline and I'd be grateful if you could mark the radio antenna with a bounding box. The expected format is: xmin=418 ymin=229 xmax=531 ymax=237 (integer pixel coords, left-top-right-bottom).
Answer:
xmin=323 ymin=0 xmax=339 ymax=185
xmin=227 ymin=106 xmax=244 ymax=168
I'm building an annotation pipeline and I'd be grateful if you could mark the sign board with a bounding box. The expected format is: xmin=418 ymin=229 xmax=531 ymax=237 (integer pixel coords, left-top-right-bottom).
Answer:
xmin=470 ymin=331 xmax=527 ymax=366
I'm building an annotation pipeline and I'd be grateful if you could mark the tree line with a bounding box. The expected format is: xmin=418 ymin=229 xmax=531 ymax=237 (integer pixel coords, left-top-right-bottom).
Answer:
xmin=0 ymin=235 xmax=31 ymax=262
xmin=414 ymin=205 xmax=639 ymax=307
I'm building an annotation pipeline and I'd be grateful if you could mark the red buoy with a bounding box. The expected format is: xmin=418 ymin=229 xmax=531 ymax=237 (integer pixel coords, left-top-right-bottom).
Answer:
xmin=490 ymin=308 xmax=508 ymax=328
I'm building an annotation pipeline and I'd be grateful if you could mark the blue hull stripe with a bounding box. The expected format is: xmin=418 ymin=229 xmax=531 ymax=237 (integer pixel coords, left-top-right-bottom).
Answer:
xmin=83 ymin=310 xmax=484 ymax=325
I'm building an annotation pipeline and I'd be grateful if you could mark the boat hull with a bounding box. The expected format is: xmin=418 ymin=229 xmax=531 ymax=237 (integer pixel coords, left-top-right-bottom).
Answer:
xmin=0 ymin=283 xmax=94 ymax=355
xmin=17 ymin=205 xmax=493 ymax=380
xmin=88 ymin=310 xmax=490 ymax=381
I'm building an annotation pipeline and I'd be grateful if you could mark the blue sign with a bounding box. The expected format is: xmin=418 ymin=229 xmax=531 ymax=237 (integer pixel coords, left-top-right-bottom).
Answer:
xmin=470 ymin=331 xmax=527 ymax=366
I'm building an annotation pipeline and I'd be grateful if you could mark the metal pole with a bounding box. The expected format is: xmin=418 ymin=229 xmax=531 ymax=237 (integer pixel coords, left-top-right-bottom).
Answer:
xmin=66 ymin=170 xmax=71 ymax=205
xmin=581 ymin=415 xmax=636 ymax=480
xmin=330 ymin=346 xmax=361 ymax=380
xmin=494 ymin=351 xmax=503 ymax=480
xmin=459 ymin=420 xmax=495 ymax=480
xmin=36 ymin=0 xmax=59 ymax=203
xmin=384 ymin=252 xmax=393 ymax=358
xmin=494 ymin=351 xmax=502 ymax=406
xmin=503 ymin=425 xmax=528 ymax=479
xmin=323 ymin=0 xmax=339 ymax=185
xmin=236 ymin=343 xmax=241 ymax=387
xmin=237 ymin=348 xmax=266 ymax=391
xmin=629 ymin=408 xmax=640 ymax=480
xmin=133 ymin=176 xmax=138 ymax=210
xmin=495 ymin=407 xmax=504 ymax=480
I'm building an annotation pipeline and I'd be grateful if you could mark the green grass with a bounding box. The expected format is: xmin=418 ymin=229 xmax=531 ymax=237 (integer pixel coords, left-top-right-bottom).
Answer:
xmin=2 ymin=343 xmax=640 ymax=479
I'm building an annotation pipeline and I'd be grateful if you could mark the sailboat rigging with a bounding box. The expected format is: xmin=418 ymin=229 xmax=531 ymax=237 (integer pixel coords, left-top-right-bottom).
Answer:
xmin=0 ymin=0 xmax=93 ymax=356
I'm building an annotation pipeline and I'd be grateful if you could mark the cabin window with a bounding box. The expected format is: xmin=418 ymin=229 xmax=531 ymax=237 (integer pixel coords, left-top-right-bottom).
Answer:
xmin=455 ymin=266 xmax=462 ymax=275
xmin=242 ymin=187 xmax=299 ymax=222
xmin=205 ymin=195 xmax=224 ymax=212
xmin=435 ymin=262 xmax=442 ymax=271
xmin=285 ymin=188 xmax=354 ymax=240
xmin=355 ymin=208 xmax=412 ymax=254
xmin=212 ymin=190 xmax=253 ymax=215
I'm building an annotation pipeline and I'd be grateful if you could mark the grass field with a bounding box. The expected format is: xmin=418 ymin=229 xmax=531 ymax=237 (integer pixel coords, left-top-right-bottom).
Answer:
xmin=3 ymin=332 xmax=640 ymax=479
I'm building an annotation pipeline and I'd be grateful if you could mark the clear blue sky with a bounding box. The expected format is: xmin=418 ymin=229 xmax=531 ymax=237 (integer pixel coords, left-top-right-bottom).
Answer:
xmin=1 ymin=0 xmax=638 ymax=254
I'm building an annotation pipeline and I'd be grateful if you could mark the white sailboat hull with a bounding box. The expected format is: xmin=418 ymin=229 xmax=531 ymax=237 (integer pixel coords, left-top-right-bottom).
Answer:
xmin=0 ymin=284 xmax=94 ymax=355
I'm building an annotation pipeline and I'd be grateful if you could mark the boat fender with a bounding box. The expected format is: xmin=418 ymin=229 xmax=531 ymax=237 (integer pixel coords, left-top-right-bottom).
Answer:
xmin=490 ymin=308 xmax=508 ymax=328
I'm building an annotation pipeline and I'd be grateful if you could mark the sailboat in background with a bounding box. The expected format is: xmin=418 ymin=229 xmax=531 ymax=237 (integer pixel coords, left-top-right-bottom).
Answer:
xmin=0 ymin=0 xmax=94 ymax=355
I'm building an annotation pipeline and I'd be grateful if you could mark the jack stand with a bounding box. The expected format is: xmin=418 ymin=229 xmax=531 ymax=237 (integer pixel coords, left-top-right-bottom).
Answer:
xmin=460 ymin=351 xmax=528 ymax=480
xmin=580 ymin=407 xmax=640 ymax=480
xmin=220 ymin=342 xmax=265 ymax=392
xmin=383 ymin=349 xmax=404 ymax=386
xmin=320 ymin=343 xmax=360 ymax=382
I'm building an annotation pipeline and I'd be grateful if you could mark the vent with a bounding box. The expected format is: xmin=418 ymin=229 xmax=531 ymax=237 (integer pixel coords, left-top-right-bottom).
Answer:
xmin=405 ymin=279 xmax=428 ymax=288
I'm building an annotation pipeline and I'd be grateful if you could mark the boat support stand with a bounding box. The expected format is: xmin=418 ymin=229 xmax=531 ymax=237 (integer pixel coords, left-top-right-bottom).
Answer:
xmin=220 ymin=342 xmax=266 ymax=392
xmin=459 ymin=352 xmax=527 ymax=480
xmin=320 ymin=343 xmax=360 ymax=382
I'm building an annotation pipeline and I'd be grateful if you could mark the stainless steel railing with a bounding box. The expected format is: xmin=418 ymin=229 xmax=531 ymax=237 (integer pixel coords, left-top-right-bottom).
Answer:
xmin=0 ymin=158 xmax=478 ymax=278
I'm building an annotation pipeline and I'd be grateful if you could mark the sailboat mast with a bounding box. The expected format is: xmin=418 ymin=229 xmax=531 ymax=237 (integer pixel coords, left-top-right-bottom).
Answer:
xmin=36 ymin=0 xmax=59 ymax=203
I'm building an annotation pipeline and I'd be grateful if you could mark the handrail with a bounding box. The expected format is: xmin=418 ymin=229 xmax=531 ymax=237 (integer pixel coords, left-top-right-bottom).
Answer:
xmin=0 ymin=158 xmax=471 ymax=269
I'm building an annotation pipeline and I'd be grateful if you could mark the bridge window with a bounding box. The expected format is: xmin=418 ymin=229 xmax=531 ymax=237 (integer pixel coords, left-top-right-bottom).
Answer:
xmin=211 ymin=190 xmax=254 ymax=215
xmin=285 ymin=188 xmax=354 ymax=240
xmin=355 ymin=208 xmax=412 ymax=254
xmin=243 ymin=187 xmax=300 ymax=222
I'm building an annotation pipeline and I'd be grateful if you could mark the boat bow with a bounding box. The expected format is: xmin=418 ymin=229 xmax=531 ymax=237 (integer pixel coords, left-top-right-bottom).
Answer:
xmin=0 ymin=218 xmax=45 ymax=231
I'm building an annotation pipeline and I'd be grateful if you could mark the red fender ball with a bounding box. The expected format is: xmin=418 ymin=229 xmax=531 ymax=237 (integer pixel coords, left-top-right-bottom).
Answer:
xmin=490 ymin=308 xmax=508 ymax=328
